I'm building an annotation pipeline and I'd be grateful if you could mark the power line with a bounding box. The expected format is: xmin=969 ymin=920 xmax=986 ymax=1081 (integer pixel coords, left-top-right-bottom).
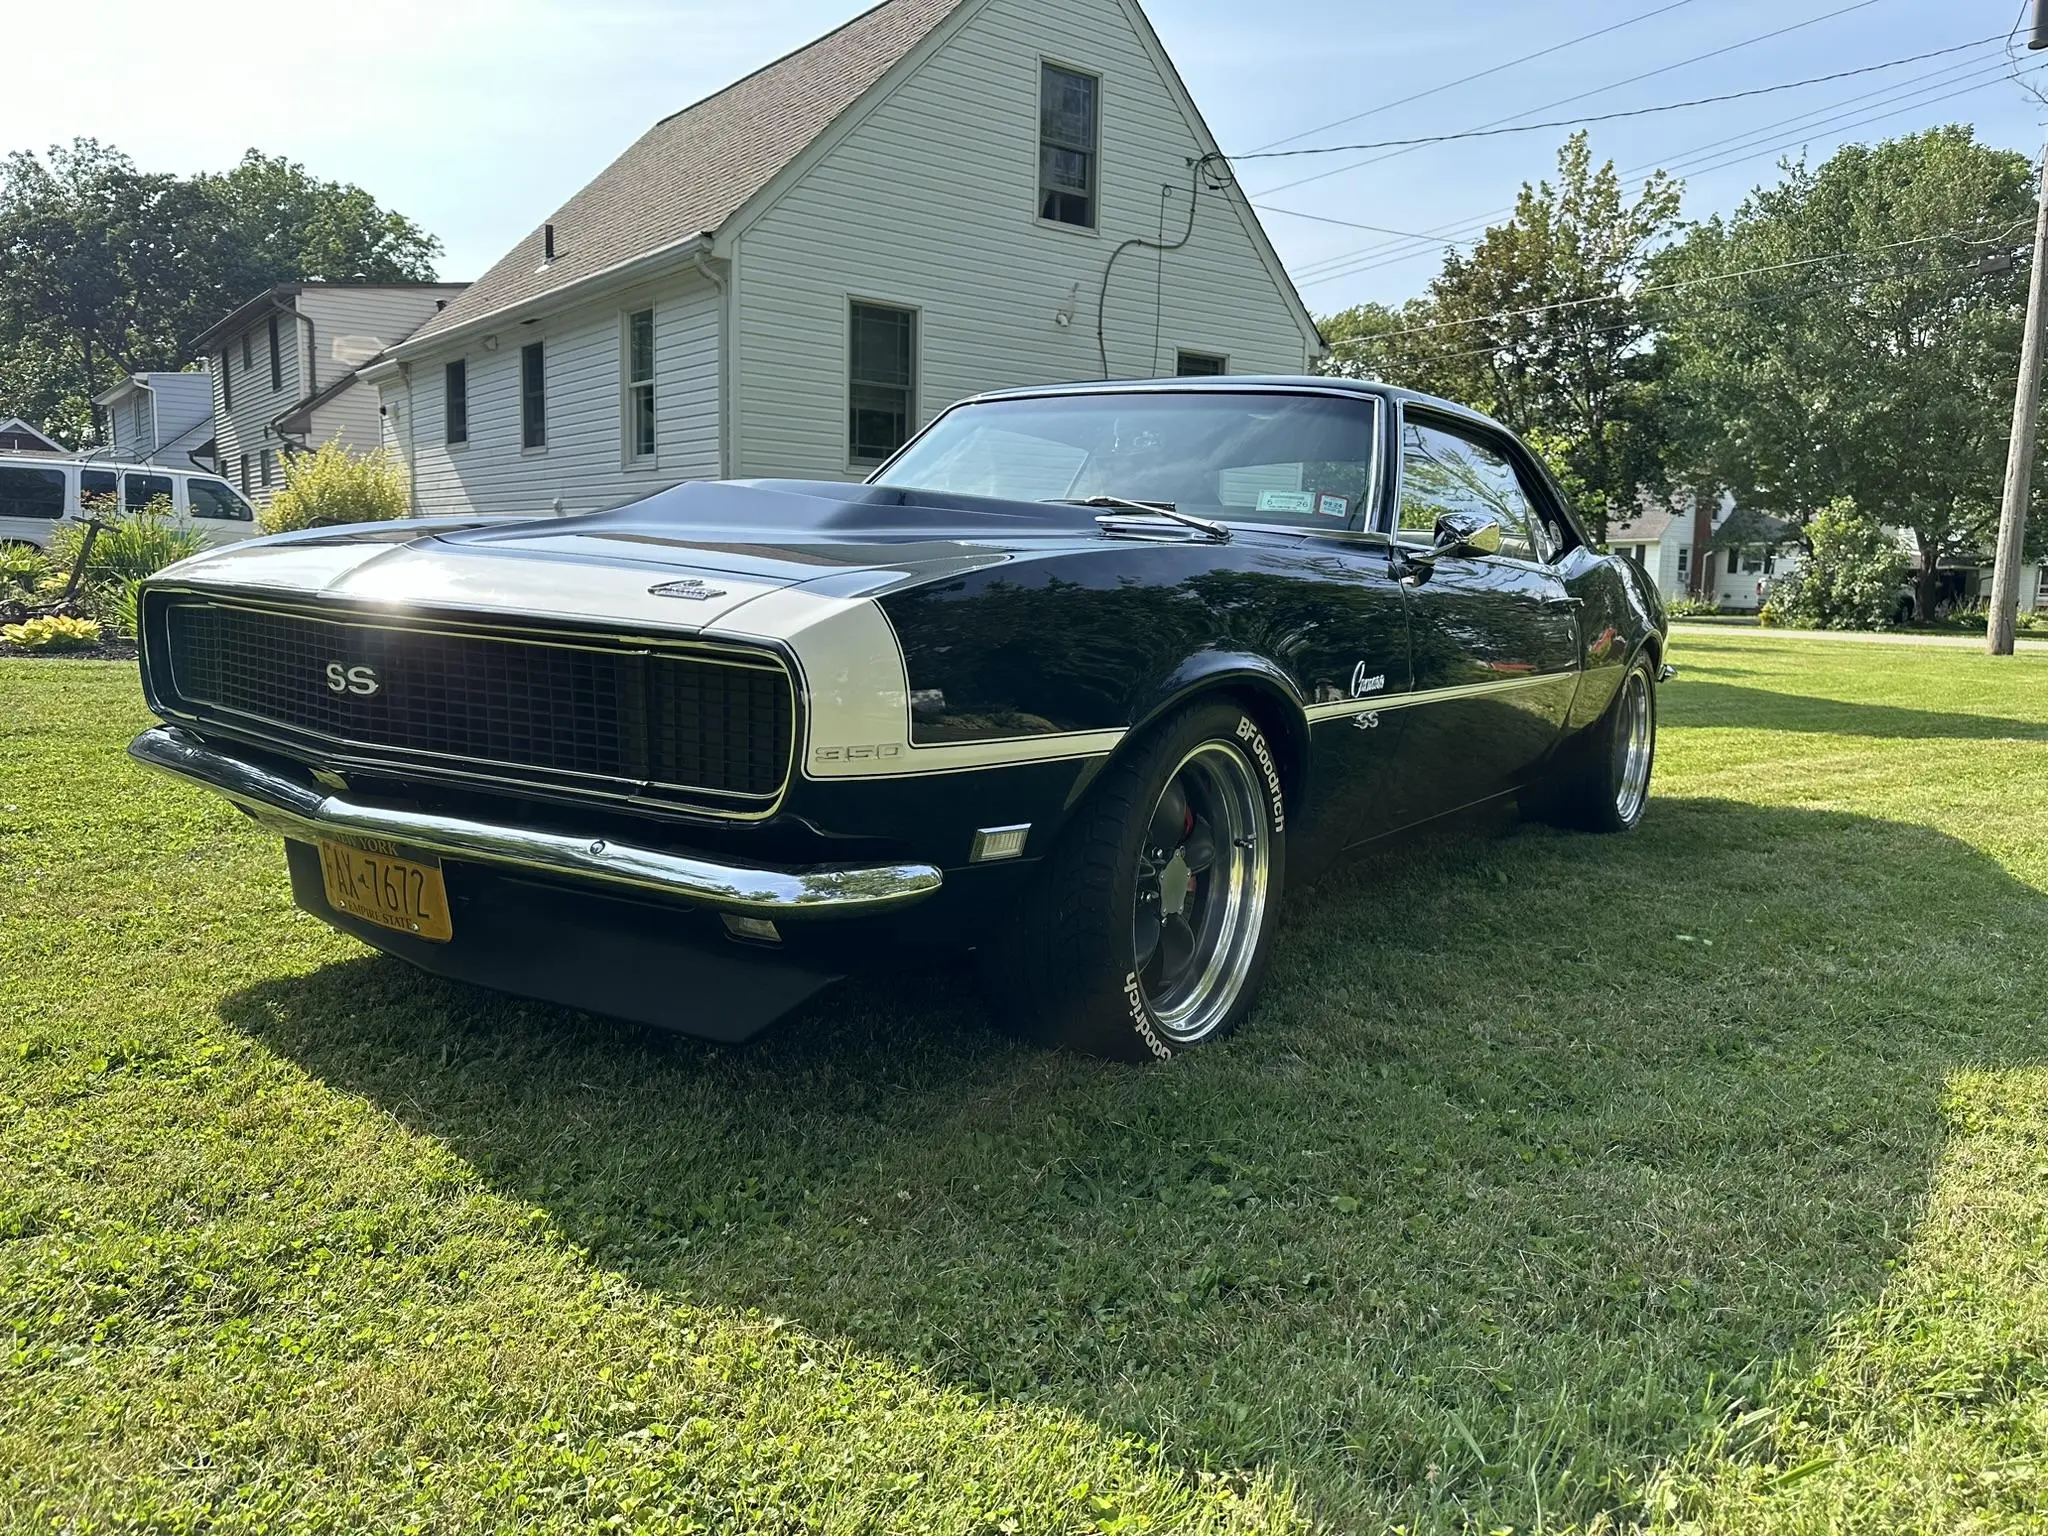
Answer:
xmin=1320 ymin=225 xmax=2024 ymax=350
xmin=1292 ymin=46 xmax=2016 ymax=284
xmin=1245 ymin=0 xmax=1705 ymax=155
xmin=1249 ymin=0 xmax=1891 ymax=200
xmin=1368 ymin=256 xmax=2001 ymax=368
xmin=1287 ymin=52 xmax=2032 ymax=290
xmin=1230 ymin=34 xmax=2001 ymax=164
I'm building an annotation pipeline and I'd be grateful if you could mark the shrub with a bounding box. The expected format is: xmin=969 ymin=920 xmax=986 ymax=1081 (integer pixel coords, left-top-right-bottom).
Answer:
xmin=262 ymin=441 xmax=409 ymax=533
xmin=1664 ymin=593 xmax=1722 ymax=618
xmin=2 ymin=614 xmax=102 ymax=651
xmin=1759 ymin=499 xmax=1908 ymax=631
xmin=40 ymin=496 xmax=202 ymax=638
xmin=0 ymin=542 xmax=46 ymax=599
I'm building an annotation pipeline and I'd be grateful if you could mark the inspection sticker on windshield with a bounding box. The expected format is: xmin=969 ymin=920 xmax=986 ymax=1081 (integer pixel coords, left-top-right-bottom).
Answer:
xmin=1315 ymin=494 xmax=1349 ymax=518
xmin=1256 ymin=490 xmax=1317 ymax=513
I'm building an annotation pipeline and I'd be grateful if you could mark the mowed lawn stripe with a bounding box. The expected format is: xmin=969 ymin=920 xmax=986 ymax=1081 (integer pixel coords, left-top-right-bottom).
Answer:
xmin=1 ymin=635 xmax=2044 ymax=1533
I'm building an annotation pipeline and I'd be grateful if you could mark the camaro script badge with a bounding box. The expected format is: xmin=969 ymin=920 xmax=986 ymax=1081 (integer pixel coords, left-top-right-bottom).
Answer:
xmin=651 ymin=578 xmax=728 ymax=601
xmin=325 ymin=663 xmax=379 ymax=696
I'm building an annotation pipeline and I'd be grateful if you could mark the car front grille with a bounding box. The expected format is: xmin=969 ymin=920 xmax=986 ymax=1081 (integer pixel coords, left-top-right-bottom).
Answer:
xmin=157 ymin=598 xmax=794 ymax=810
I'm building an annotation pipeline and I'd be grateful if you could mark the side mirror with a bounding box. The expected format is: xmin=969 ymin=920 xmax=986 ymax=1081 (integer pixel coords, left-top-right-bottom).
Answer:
xmin=1411 ymin=510 xmax=1503 ymax=564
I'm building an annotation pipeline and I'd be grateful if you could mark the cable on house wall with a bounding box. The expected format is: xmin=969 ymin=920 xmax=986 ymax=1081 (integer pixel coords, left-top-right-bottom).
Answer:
xmin=1097 ymin=156 xmax=1221 ymax=380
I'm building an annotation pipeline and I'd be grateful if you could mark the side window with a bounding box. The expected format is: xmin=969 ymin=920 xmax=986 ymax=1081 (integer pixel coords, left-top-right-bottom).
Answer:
xmin=0 ymin=466 xmax=66 ymax=519
xmin=125 ymin=473 xmax=174 ymax=512
xmin=187 ymin=477 xmax=253 ymax=521
xmin=1396 ymin=416 xmax=1539 ymax=561
xmin=79 ymin=468 xmax=117 ymax=512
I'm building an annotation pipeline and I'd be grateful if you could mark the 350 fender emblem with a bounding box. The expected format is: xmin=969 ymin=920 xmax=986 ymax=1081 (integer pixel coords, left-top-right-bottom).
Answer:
xmin=813 ymin=743 xmax=903 ymax=762
xmin=325 ymin=663 xmax=379 ymax=696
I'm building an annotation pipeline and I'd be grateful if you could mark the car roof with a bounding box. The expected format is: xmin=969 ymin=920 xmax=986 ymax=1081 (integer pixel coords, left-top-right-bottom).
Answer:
xmin=0 ymin=451 xmax=214 ymax=477
xmin=958 ymin=374 xmax=1509 ymax=436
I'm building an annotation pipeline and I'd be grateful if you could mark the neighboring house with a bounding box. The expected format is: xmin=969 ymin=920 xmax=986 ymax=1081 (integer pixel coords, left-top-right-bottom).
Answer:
xmin=366 ymin=0 xmax=1322 ymax=518
xmin=0 ymin=417 xmax=66 ymax=454
xmin=1607 ymin=493 xmax=2045 ymax=615
xmin=94 ymin=372 xmax=216 ymax=469
xmin=191 ymin=282 xmax=468 ymax=505
xmin=1608 ymin=496 xmax=1803 ymax=612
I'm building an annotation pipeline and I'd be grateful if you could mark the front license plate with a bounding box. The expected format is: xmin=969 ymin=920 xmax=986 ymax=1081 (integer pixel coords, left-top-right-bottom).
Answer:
xmin=317 ymin=838 xmax=453 ymax=942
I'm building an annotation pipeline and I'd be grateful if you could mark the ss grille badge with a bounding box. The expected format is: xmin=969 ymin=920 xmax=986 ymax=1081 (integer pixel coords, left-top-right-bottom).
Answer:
xmin=651 ymin=578 xmax=728 ymax=601
xmin=324 ymin=662 xmax=380 ymax=695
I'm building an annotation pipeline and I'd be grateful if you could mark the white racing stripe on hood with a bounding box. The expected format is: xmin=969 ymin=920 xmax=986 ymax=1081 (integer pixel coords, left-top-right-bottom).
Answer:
xmin=710 ymin=587 xmax=1122 ymax=781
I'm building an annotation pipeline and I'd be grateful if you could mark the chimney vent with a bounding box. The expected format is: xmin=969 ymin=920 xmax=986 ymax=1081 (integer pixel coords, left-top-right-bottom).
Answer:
xmin=543 ymin=223 xmax=557 ymax=262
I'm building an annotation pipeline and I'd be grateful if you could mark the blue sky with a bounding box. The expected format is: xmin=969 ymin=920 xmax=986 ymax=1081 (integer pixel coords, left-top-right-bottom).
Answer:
xmin=3 ymin=0 xmax=2037 ymax=317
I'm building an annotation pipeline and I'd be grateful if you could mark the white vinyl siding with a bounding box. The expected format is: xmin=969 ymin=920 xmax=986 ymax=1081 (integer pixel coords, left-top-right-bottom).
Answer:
xmin=730 ymin=0 xmax=1316 ymax=480
xmin=211 ymin=317 xmax=301 ymax=507
xmin=384 ymin=270 xmax=721 ymax=517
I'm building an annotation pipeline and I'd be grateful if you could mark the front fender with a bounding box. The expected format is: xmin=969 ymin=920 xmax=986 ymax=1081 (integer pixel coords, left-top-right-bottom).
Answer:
xmin=1117 ymin=651 xmax=1312 ymax=819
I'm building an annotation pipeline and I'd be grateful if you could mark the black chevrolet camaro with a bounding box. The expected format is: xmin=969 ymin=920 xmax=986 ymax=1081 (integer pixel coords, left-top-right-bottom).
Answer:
xmin=131 ymin=378 xmax=1668 ymax=1060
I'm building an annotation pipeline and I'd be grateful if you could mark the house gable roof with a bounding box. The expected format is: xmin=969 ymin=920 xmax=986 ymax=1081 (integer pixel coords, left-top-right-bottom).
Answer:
xmin=409 ymin=0 xmax=969 ymax=344
xmin=0 ymin=416 xmax=65 ymax=453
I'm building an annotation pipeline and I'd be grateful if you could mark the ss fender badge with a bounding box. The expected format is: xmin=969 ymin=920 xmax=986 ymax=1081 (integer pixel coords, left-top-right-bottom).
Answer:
xmin=650 ymin=578 xmax=728 ymax=601
xmin=813 ymin=743 xmax=903 ymax=762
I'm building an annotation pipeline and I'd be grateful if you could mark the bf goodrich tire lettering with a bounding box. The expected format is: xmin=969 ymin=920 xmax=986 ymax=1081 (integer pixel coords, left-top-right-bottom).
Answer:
xmin=983 ymin=703 xmax=1288 ymax=1062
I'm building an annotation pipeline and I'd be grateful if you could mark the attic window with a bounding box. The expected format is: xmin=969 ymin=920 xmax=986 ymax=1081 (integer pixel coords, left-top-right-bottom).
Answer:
xmin=1039 ymin=63 xmax=1098 ymax=229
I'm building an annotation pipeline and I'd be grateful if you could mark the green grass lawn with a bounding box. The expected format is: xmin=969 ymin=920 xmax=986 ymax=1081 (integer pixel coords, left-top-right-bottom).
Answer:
xmin=3 ymin=635 xmax=2046 ymax=1535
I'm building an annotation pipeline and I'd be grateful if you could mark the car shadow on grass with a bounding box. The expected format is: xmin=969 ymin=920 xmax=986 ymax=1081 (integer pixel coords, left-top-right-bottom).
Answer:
xmin=218 ymin=797 xmax=2048 ymax=1533
xmin=1668 ymin=680 xmax=2048 ymax=740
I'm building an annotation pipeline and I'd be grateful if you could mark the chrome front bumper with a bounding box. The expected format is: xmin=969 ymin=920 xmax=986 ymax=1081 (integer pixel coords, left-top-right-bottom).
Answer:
xmin=127 ymin=725 xmax=943 ymax=918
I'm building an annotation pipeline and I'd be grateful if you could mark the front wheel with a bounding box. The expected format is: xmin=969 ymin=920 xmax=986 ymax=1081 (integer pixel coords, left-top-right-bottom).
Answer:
xmin=981 ymin=702 xmax=1287 ymax=1061
xmin=1526 ymin=657 xmax=1657 ymax=834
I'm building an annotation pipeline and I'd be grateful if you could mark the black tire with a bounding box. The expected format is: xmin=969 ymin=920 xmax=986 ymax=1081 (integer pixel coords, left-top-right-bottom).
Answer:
xmin=981 ymin=701 xmax=1288 ymax=1061
xmin=1526 ymin=656 xmax=1657 ymax=834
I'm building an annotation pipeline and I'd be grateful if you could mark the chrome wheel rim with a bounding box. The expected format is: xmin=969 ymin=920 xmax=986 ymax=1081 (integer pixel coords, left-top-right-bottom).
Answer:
xmin=1131 ymin=740 xmax=1273 ymax=1044
xmin=1613 ymin=669 xmax=1654 ymax=824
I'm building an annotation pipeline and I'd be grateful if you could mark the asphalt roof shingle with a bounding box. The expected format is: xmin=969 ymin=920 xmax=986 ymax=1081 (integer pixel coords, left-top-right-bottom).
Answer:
xmin=411 ymin=0 xmax=968 ymax=342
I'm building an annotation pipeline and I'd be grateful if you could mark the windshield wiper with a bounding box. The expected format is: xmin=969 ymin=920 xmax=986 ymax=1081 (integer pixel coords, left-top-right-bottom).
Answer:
xmin=1056 ymin=495 xmax=1231 ymax=544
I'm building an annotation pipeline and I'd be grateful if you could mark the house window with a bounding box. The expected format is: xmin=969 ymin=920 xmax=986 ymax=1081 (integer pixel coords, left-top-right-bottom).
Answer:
xmin=1038 ymin=63 xmax=1098 ymax=228
xmin=1742 ymin=550 xmax=1763 ymax=573
xmin=131 ymin=395 xmax=149 ymax=444
xmin=1176 ymin=351 xmax=1226 ymax=376
xmin=848 ymin=300 xmax=916 ymax=465
xmin=220 ymin=352 xmax=233 ymax=412
xmin=260 ymin=449 xmax=273 ymax=488
xmin=2037 ymin=565 xmax=2048 ymax=603
xmin=625 ymin=308 xmax=655 ymax=460
xmin=1726 ymin=547 xmax=1740 ymax=576
xmin=445 ymin=360 xmax=468 ymax=445
xmin=268 ymin=316 xmax=282 ymax=391
xmin=242 ymin=333 xmax=252 ymax=371
xmin=521 ymin=342 xmax=547 ymax=449
xmin=1677 ymin=546 xmax=1690 ymax=576
xmin=239 ymin=454 xmax=251 ymax=495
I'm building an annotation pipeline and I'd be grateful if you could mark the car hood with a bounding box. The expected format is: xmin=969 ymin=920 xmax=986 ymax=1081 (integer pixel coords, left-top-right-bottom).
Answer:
xmin=147 ymin=479 xmax=1107 ymax=635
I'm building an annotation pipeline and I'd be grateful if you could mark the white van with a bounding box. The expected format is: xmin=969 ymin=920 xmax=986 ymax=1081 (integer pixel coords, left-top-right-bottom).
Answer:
xmin=0 ymin=453 xmax=260 ymax=552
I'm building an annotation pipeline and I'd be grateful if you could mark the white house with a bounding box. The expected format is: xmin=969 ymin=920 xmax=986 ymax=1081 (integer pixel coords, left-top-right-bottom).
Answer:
xmin=366 ymin=0 xmax=1322 ymax=517
xmin=1606 ymin=493 xmax=2045 ymax=616
xmin=93 ymin=372 xmax=215 ymax=468
xmin=191 ymin=282 xmax=467 ymax=506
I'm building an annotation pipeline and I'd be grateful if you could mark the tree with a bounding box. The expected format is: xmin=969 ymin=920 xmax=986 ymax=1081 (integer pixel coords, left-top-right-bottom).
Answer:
xmin=0 ymin=140 xmax=441 ymax=445
xmin=1759 ymin=499 xmax=1910 ymax=630
xmin=1319 ymin=134 xmax=1682 ymax=537
xmin=1655 ymin=127 xmax=2038 ymax=623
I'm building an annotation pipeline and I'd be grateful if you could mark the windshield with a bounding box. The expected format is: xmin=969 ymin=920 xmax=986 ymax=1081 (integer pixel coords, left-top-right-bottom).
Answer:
xmin=870 ymin=391 xmax=1381 ymax=529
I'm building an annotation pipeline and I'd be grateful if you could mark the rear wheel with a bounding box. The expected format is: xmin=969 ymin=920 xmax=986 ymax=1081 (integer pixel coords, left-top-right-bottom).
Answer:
xmin=1526 ymin=657 xmax=1656 ymax=834
xmin=981 ymin=702 xmax=1287 ymax=1061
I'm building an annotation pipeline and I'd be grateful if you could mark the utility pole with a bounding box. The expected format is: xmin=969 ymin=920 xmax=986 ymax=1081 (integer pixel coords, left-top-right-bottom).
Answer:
xmin=1988 ymin=2 xmax=2048 ymax=655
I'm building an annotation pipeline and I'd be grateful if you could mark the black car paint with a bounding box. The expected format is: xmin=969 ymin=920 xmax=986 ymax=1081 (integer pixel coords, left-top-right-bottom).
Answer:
xmin=133 ymin=378 xmax=1664 ymax=1040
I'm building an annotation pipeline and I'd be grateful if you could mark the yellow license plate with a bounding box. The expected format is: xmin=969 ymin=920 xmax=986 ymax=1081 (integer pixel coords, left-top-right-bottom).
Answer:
xmin=317 ymin=838 xmax=453 ymax=942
